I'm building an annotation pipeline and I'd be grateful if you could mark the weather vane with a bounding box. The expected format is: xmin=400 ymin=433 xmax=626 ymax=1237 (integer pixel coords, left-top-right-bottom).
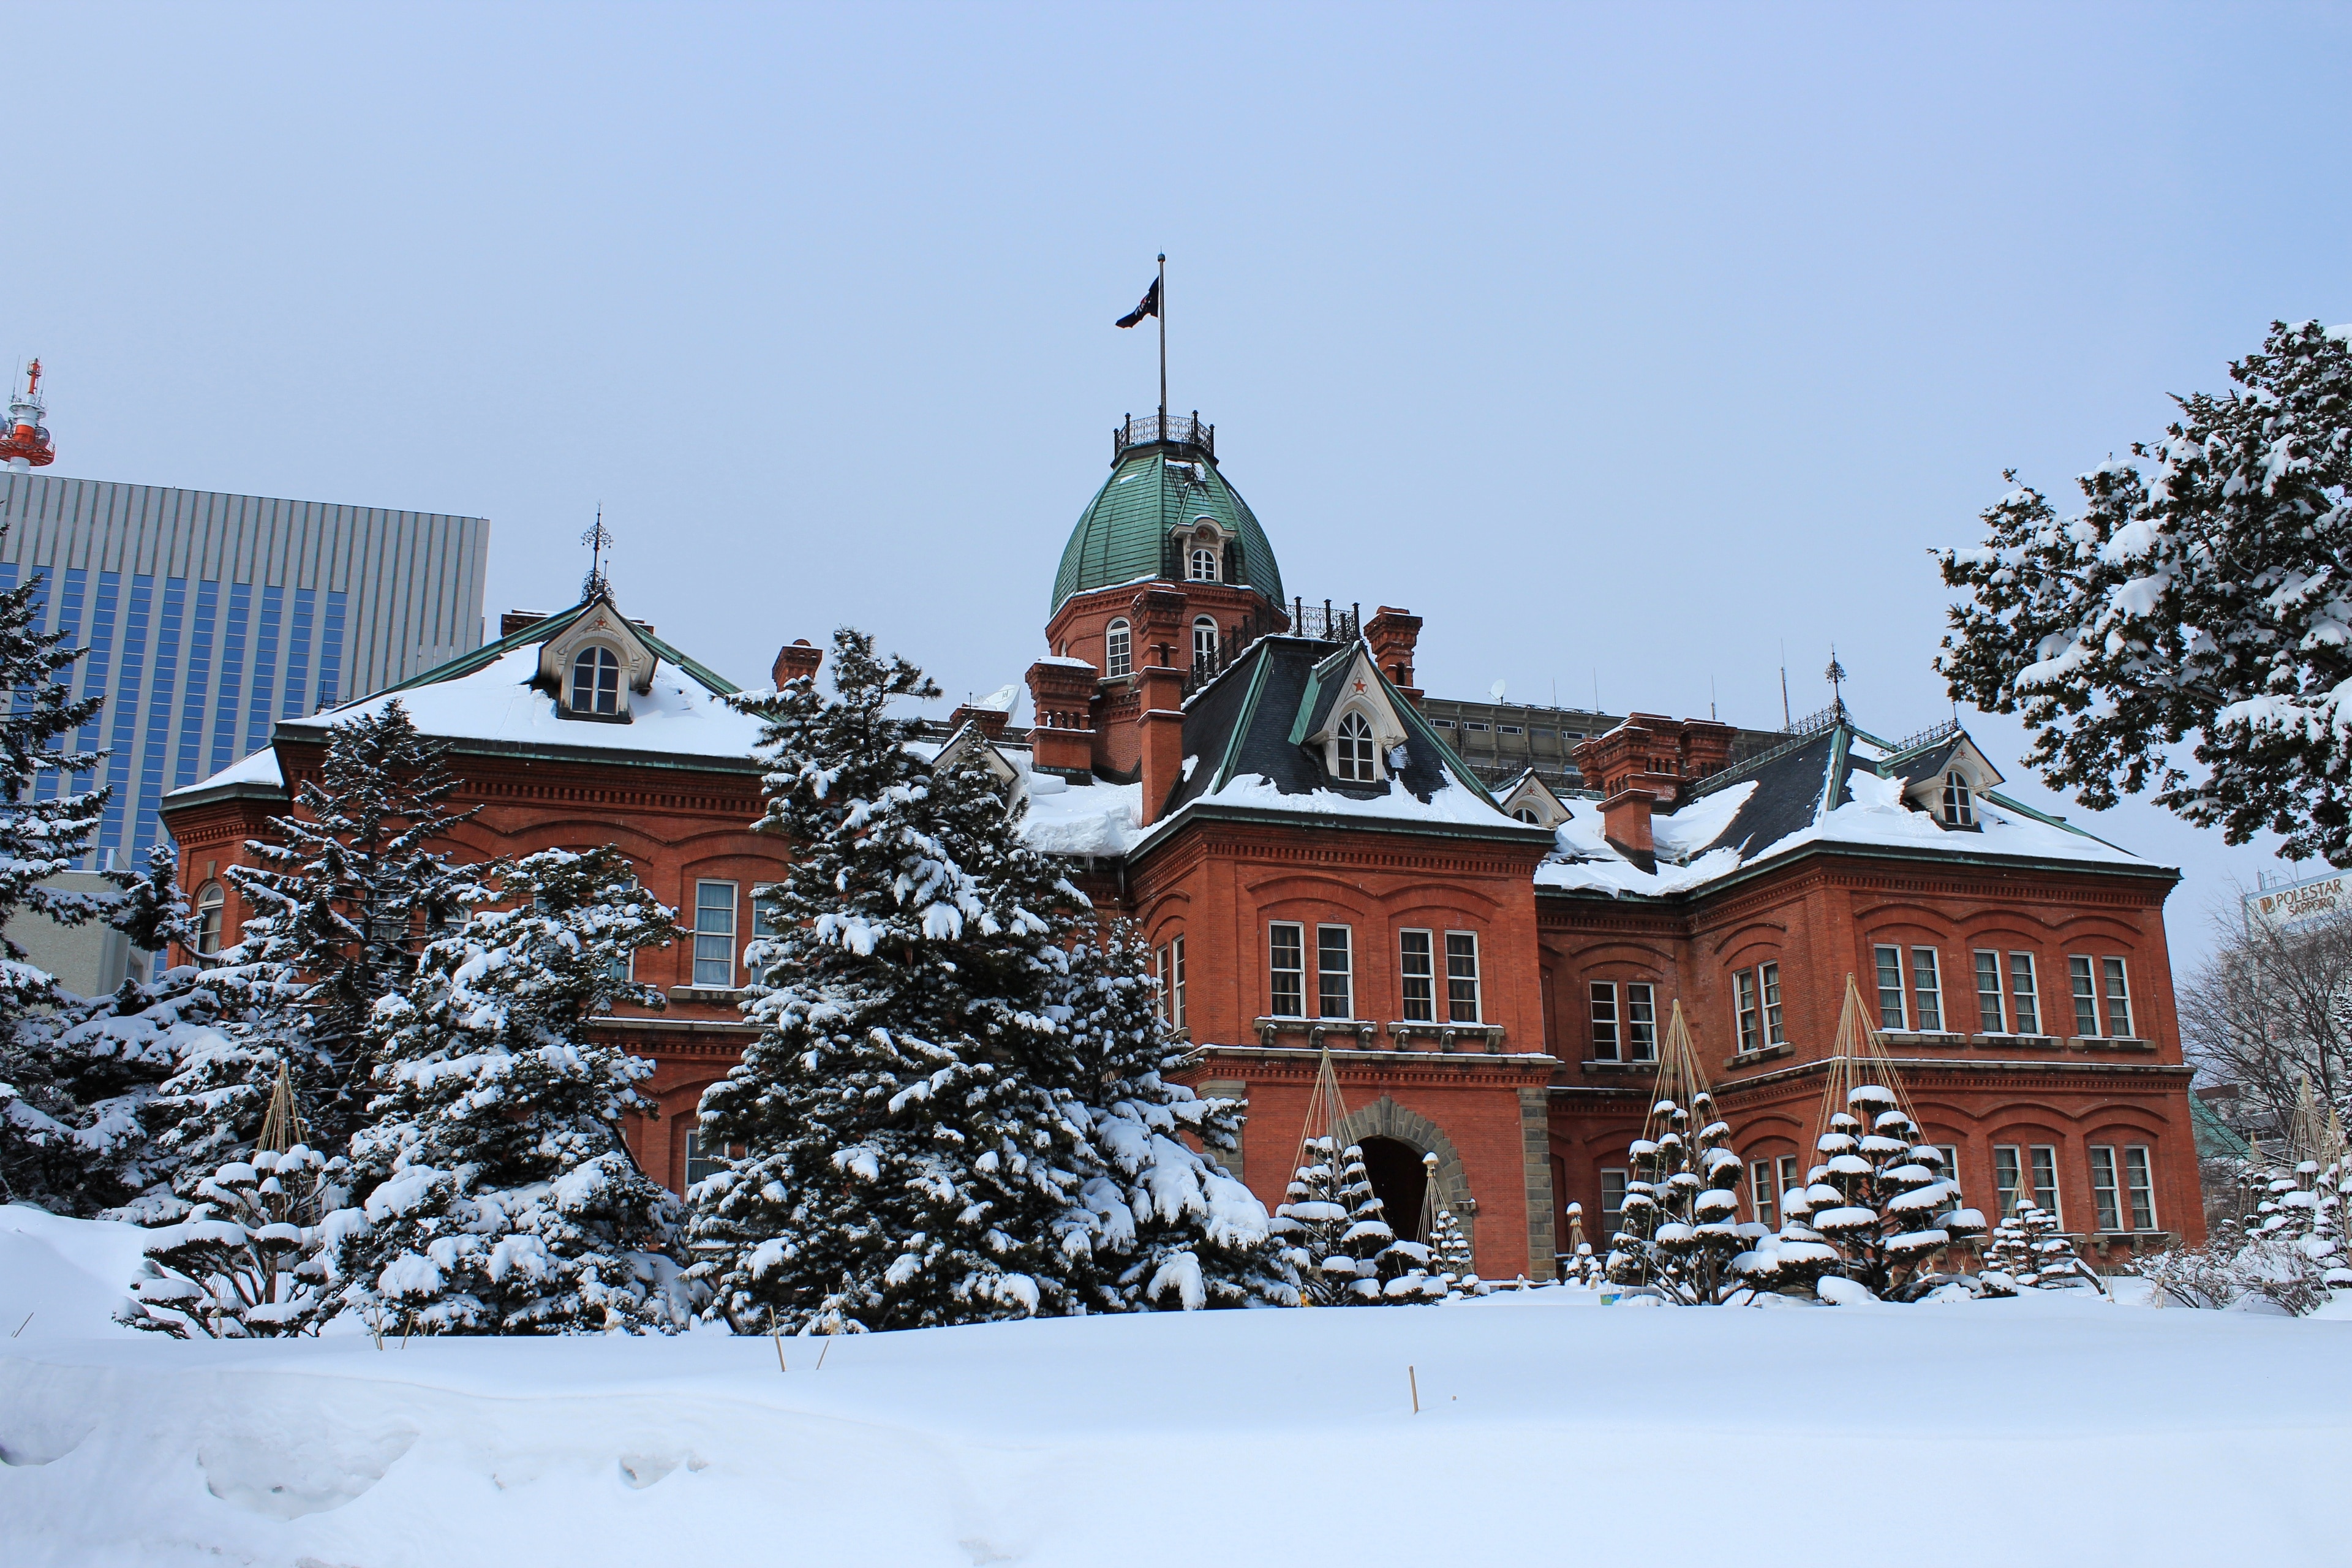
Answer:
xmin=581 ymin=508 xmax=613 ymax=600
xmin=1825 ymin=646 xmax=1847 ymax=716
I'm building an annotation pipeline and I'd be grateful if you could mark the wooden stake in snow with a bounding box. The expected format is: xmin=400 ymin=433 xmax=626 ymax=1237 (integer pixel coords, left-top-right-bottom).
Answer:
xmin=1408 ymin=1365 xmax=1419 ymax=1414
xmin=770 ymin=1307 xmax=786 ymax=1373
xmin=815 ymin=1336 xmax=832 ymax=1371
xmin=11 ymin=1311 xmax=31 ymax=1338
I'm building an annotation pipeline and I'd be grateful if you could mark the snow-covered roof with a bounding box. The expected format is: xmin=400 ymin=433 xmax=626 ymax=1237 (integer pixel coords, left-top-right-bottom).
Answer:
xmin=1536 ymin=722 xmax=2165 ymax=900
xmin=165 ymin=744 xmax=284 ymax=800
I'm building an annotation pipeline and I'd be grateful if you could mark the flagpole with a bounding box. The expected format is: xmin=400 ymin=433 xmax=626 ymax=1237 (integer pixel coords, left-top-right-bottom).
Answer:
xmin=1156 ymin=252 xmax=1167 ymax=429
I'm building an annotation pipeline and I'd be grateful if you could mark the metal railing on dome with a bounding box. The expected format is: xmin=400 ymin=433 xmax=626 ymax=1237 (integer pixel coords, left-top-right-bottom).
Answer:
xmin=1114 ymin=412 xmax=1216 ymax=459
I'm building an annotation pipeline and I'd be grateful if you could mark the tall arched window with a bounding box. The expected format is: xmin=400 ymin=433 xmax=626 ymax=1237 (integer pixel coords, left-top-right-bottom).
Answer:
xmin=570 ymin=645 xmax=622 ymax=715
xmin=1336 ymin=712 xmax=1376 ymax=782
xmin=1189 ymin=546 xmax=1219 ymax=582
xmin=1105 ymin=619 xmax=1133 ymax=678
xmin=1193 ymin=616 xmax=1218 ymax=667
xmin=194 ymin=883 xmax=225 ymax=956
xmin=1942 ymin=770 xmax=1975 ymax=826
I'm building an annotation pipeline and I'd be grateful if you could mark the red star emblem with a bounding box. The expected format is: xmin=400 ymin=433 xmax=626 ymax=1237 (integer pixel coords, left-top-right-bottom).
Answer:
xmin=1353 ymin=679 xmax=1366 ymax=693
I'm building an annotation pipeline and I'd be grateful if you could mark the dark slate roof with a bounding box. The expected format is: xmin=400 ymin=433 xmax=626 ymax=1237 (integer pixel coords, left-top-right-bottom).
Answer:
xmin=1684 ymin=726 xmax=1849 ymax=859
xmin=1154 ymin=636 xmax=1523 ymax=833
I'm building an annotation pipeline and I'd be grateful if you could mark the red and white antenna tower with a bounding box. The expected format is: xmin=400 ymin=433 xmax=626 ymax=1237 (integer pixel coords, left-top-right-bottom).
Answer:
xmin=0 ymin=360 xmax=55 ymax=470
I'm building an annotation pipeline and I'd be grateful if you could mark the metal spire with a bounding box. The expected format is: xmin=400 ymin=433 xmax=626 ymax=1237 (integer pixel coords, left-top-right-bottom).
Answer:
xmin=581 ymin=508 xmax=614 ymax=601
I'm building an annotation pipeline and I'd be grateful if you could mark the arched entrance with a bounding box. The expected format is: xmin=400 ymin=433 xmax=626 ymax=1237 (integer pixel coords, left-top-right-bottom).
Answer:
xmin=1357 ymin=1137 xmax=1429 ymax=1242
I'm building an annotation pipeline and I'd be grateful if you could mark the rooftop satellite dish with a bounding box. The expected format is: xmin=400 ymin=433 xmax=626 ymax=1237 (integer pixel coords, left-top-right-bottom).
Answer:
xmin=1490 ymin=679 xmax=1507 ymax=702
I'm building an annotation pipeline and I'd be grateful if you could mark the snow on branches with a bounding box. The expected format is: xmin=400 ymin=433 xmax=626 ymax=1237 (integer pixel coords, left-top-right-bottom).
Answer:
xmin=1271 ymin=1137 xmax=1442 ymax=1305
xmin=1937 ymin=320 xmax=2352 ymax=863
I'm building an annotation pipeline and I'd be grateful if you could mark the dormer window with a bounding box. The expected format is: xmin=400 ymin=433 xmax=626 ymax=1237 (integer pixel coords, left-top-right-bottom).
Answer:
xmin=1513 ymin=808 xmax=1540 ymax=824
xmin=1942 ymin=770 xmax=1975 ymax=827
xmin=1189 ymin=546 xmax=1219 ymax=582
xmin=1193 ymin=617 xmax=1218 ymax=666
xmin=1336 ymin=712 xmax=1376 ymax=782
xmin=571 ymin=645 xmax=622 ymax=715
xmin=1106 ymin=619 xmax=1133 ymax=678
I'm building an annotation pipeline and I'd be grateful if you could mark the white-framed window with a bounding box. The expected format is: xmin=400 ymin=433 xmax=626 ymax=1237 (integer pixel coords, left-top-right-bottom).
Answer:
xmin=1734 ymin=969 xmax=1762 ymax=1054
xmin=1105 ymin=619 xmax=1132 ymax=679
xmin=1626 ymin=982 xmax=1657 ymax=1061
xmin=2101 ymin=957 xmax=2133 ymax=1037
xmin=1874 ymin=944 xmax=1907 ymax=1030
xmin=2089 ymin=1145 xmax=2123 ymax=1231
xmin=2009 ymin=952 xmax=2042 ymax=1035
xmin=1760 ymin=960 xmax=1786 ymax=1045
xmin=1750 ymin=1157 xmax=1781 ymax=1227
xmin=1600 ymin=1168 xmax=1629 ymax=1235
xmin=1317 ymin=924 xmax=1354 ymax=1019
xmin=693 ymin=880 xmax=737 ymax=989
xmin=1973 ymin=949 xmax=2005 ymax=1032
xmin=1400 ymin=929 xmax=1435 ymax=1022
xmin=2087 ymin=1144 xmax=2155 ymax=1231
xmin=2068 ymin=956 xmax=2100 ymax=1036
xmin=2124 ymin=1145 xmax=2156 ymax=1230
xmin=1189 ymin=545 xmax=1219 ymax=582
xmin=1942 ymin=770 xmax=1975 ymax=827
xmin=193 ymin=882 xmax=225 ymax=956
xmin=1155 ymin=944 xmax=1171 ymax=1022
xmin=1269 ymin=922 xmax=1305 ymax=1017
xmin=1169 ymin=933 xmax=1186 ymax=1029
xmin=1994 ymin=1144 xmax=2060 ymax=1223
xmin=1192 ymin=617 xmax=1218 ymax=666
xmin=1912 ymin=948 xmax=1944 ymax=1032
xmin=1513 ymin=807 xmax=1540 ymax=823
xmin=1590 ymin=981 xmax=1619 ymax=1060
xmin=1335 ymin=712 xmax=1376 ymax=782
xmin=570 ymin=644 xmax=622 ymax=715
xmin=684 ymin=1129 xmax=729 ymax=1189
xmin=1446 ymin=932 xmax=1480 ymax=1023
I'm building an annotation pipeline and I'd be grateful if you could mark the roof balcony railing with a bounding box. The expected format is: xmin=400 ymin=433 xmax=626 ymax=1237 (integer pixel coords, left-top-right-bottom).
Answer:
xmin=1115 ymin=412 xmax=1215 ymax=460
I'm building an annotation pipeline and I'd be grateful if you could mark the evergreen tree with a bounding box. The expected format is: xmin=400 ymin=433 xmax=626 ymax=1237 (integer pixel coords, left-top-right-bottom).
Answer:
xmin=690 ymin=631 xmax=1102 ymax=1333
xmin=1424 ymin=1156 xmax=1482 ymax=1297
xmin=1937 ymin=320 xmax=2352 ymax=864
xmin=226 ymin=701 xmax=480 ymax=1148
xmin=118 ymin=1137 xmax=341 ymax=1338
xmin=1603 ymin=1089 xmax=1747 ymax=1303
xmin=1560 ymin=1202 xmax=1602 ymax=1287
xmin=1055 ymin=922 xmax=1292 ymax=1310
xmin=1981 ymin=1192 xmax=2100 ymax=1294
xmin=322 ymin=847 xmax=689 ymax=1333
xmin=1272 ymin=1138 xmax=1444 ymax=1305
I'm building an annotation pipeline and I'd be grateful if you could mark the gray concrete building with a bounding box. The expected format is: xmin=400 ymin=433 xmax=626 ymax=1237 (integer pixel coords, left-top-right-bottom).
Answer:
xmin=1418 ymin=693 xmax=1786 ymax=796
xmin=0 ymin=471 xmax=488 ymax=989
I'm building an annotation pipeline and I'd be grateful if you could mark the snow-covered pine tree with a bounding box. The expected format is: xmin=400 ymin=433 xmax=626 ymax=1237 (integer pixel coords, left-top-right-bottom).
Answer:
xmin=1271 ymin=1136 xmax=1443 ymax=1305
xmin=1736 ymin=978 xmax=1986 ymax=1302
xmin=1937 ymin=320 xmax=2352 ymax=864
xmin=226 ymin=700 xmax=480 ymax=1149
xmin=1054 ymin=920 xmax=1292 ymax=1310
xmin=1560 ymin=1202 xmax=1601 ymax=1286
xmin=1602 ymin=1002 xmax=1747 ymax=1302
xmin=1423 ymin=1153 xmax=1481 ymax=1297
xmin=691 ymin=630 xmax=1106 ymax=1333
xmin=0 ymin=530 xmax=122 ymax=1210
xmin=322 ymin=846 xmax=689 ymax=1333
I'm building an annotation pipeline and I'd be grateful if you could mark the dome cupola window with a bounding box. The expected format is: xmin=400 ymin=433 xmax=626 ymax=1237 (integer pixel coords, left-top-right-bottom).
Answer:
xmin=1189 ymin=546 xmax=1219 ymax=582
xmin=1106 ymin=619 xmax=1133 ymax=679
xmin=1193 ymin=617 xmax=1219 ymax=667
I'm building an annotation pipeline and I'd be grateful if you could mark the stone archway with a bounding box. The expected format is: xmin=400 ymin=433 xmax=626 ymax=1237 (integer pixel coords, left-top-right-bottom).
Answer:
xmin=1333 ymin=1096 xmax=1475 ymax=1250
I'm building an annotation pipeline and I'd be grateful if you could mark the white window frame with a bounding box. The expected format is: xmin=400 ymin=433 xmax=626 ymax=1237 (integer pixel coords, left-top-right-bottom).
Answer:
xmin=1749 ymin=1156 xmax=1781 ymax=1228
xmin=2009 ymin=951 xmax=2042 ymax=1035
xmin=1334 ymin=711 xmax=1377 ymax=782
xmin=1589 ymin=980 xmax=1620 ymax=1060
xmin=1911 ymin=947 xmax=1944 ymax=1033
xmin=1973 ymin=949 xmax=2006 ymax=1033
xmin=1400 ymin=929 xmax=1435 ymax=1023
xmin=1600 ymin=1167 xmax=1629 ymax=1234
xmin=1155 ymin=943 xmax=1172 ymax=1023
xmin=1169 ymin=933 xmax=1186 ymax=1030
xmin=1874 ymin=944 xmax=1908 ymax=1030
xmin=1192 ymin=617 xmax=1218 ymax=668
xmin=1733 ymin=968 xmax=1761 ymax=1054
xmin=1760 ymin=960 xmax=1786 ymax=1046
xmin=1268 ymin=922 xmax=1305 ymax=1017
xmin=2068 ymin=955 xmax=2100 ymax=1037
xmin=1445 ymin=931 xmax=1480 ymax=1024
xmin=684 ymin=1129 xmax=729 ymax=1189
xmin=692 ymin=880 xmax=738 ymax=989
xmin=2101 ymin=957 xmax=2134 ymax=1038
xmin=1188 ymin=545 xmax=1219 ymax=582
xmin=2124 ymin=1145 xmax=2156 ymax=1231
xmin=570 ymin=643 xmax=623 ymax=715
xmin=1993 ymin=1143 xmax=2061 ymax=1224
xmin=1626 ymin=982 xmax=1657 ymax=1061
xmin=1105 ymin=618 xmax=1132 ymax=679
xmin=1942 ymin=770 xmax=1975 ymax=827
xmin=1316 ymin=924 xmax=1354 ymax=1020
xmin=2089 ymin=1144 xmax=2123 ymax=1232
xmin=194 ymin=881 xmax=225 ymax=957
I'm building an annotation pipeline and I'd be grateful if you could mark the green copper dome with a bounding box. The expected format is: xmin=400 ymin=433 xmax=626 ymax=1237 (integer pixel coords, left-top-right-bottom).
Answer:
xmin=1051 ymin=415 xmax=1285 ymax=612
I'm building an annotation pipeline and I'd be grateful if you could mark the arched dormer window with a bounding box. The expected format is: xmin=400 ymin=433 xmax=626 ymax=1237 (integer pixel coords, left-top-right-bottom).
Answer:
xmin=1942 ymin=770 xmax=1975 ymax=827
xmin=570 ymin=645 xmax=622 ymax=715
xmin=1193 ymin=617 xmax=1218 ymax=667
xmin=1336 ymin=712 xmax=1376 ymax=782
xmin=1513 ymin=808 xmax=1540 ymax=824
xmin=1106 ymin=619 xmax=1133 ymax=679
xmin=1189 ymin=546 xmax=1219 ymax=582
xmin=194 ymin=883 xmax=225 ymax=956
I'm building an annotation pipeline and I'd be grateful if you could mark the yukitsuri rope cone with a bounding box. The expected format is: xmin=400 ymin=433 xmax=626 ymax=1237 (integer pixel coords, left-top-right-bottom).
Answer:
xmin=1268 ymin=1047 xmax=1443 ymax=1305
xmin=1604 ymin=1000 xmax=1745 ymax=1302
xmin=255 ymin=1060 xmax=308 ymax=1157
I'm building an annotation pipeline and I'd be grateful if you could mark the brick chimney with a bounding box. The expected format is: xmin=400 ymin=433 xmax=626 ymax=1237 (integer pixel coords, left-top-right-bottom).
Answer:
xmin=772 ymin=638 xmax=822 ymax=690
xmin=1571 ymin=712 xmax=1744 ymax=860
xmin=1025 ymin=657 xmax=1098 ymax=779
xmin=949 ymin=700 xmax=1012 ymax=741
xmin=1129 ymin=587 xmax=1190 ymax=827
xmin=1365 ymin=605 xmax=1424 ymax=705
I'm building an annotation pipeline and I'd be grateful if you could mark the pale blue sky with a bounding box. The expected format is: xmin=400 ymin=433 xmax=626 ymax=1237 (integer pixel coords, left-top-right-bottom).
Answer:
xmin=10 ymin=3 xmax=2350 ymax=965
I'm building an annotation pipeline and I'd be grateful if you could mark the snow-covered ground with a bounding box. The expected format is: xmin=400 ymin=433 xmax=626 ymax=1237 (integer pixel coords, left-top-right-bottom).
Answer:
xmin=5 ymin=1204 xmax=2348 ymax=1567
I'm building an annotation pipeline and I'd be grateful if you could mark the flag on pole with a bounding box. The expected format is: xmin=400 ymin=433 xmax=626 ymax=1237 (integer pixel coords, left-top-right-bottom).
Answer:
xmin=1115 ymin=276 xmax=1161 ymax=328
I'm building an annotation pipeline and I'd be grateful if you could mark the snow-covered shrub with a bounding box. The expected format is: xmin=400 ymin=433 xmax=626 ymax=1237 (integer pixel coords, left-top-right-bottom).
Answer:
xmin=1604 ymin=1090 xmax=1748 ymax=1303
xmin=2144 ymin=1152 xmax=2352 ymax=1314
xmin=118 ymin=1144 xmax=342 ymax=1338
xmin=1981 ymin=1199 xmax=2101 ymax=1294
xmin=1272 ymin=1138 xmax=1444 ymax=1305
xmin=323 ymin=847 xmax=690 ymax=1334
xmin=1736 ymin=1087 xmax=1986 ymax=1302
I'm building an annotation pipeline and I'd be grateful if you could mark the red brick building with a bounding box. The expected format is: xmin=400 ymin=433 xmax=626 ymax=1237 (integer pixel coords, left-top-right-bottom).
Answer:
xmin=160 ymin=412 xmax=2199 ymax=1280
